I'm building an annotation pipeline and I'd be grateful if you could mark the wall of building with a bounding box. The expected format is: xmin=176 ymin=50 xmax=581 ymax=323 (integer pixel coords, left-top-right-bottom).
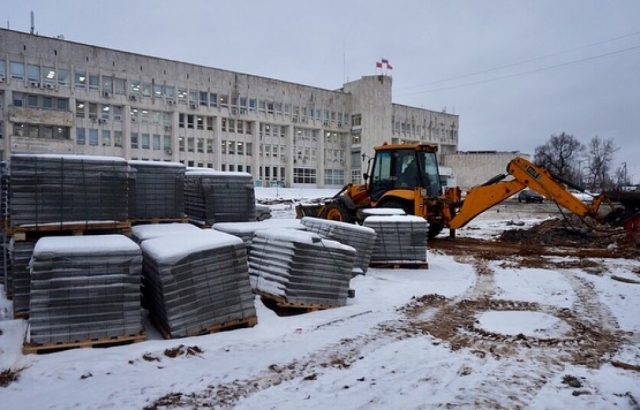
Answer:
xmin=0 ymin=28 xmax=458 ymax=189
xmin=443 ymin=151 xmax=530 ymax=191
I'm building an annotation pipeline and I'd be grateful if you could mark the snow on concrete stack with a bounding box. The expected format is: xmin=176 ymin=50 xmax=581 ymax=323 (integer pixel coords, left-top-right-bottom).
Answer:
xmin=248 ymin=228 xmax=356 ymax=308
xmin=130 ymin=223 xmax=202 ymax=245
xmin=8 ymin=154 xmax=130 ymax=227
xmin=27 ymin=235 xmax=144 ymax=345
xmin=212 ymin=219 xmax=305 ymax=252
xmin=128 ymin=161 xmax=186 ymax=221
xmin=363 ymin=215 xmax=429 ymax=266
xmin=140 ymin=229 xmax=256 ymax=338
xmin=300 ymin=217 xmax=377 ymax=276
xmin=184 ymin=169 xmax=256 ymax=225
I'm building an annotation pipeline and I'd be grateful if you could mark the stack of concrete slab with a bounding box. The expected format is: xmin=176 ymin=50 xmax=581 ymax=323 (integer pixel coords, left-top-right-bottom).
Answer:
xmin=301 ymin=217 xmax=377 ymax=276
xmin=8 ymin=154 xmax=130 ymax=227
xmin=212 ymin=219 xmax=305 ymax=252
xmin=28 ymin=235 xmax=144 ymax=345
xmin=8 ymin=239 xmax=35 ymax=317
xmin=248 ymin=228 xmax=356 ymax=307
xmin=363 ymin=215 xmax=428 ymax=264
xmin=128 ymin=161 xmax=186 ymax=220
xmin=140 ymin=229 xmax=256 ymax=338
xmin=184 ymin=169 xmax=256 ymax=225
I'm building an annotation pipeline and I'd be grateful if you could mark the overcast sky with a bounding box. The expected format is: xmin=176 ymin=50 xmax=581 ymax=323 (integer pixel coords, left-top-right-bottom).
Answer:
xmin=4 ymin=0 xmax=640 ymax=184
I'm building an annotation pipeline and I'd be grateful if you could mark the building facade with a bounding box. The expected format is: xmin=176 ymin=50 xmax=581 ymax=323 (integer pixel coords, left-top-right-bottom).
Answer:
xmin=442 ymin=151 xmax=531 ymax=191
xmin=0 ymin=28 xmax=459 ymax=188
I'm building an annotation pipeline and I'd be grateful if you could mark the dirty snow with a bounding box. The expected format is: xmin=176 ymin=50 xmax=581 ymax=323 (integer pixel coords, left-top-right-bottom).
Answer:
xmin=0 ymin=188 xmax=639 ymax=410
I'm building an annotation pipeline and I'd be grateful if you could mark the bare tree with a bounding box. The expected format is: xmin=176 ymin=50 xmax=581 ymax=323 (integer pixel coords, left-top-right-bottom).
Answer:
xmin=613 ymin=162 xmax=630 ymax=188
xmin=585 ymin=136 xmax=618 ymax=191
xmin=534 ymin=133 xmax=585 ymax=180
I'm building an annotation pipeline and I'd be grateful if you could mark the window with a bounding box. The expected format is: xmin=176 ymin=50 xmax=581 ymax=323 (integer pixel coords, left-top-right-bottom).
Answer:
xmin=206 ymin=116 xmax=214 ymax=131
xmin=115 ymin=77 xmax=126 ymax=94
xmin=165 ymin=85 xmax=174 ymax=102
xmin=153 ymin=84 xmax=163 ymax=99
xmin=293 ymin=168 xmax=317 ymax=184
xmin=324 ymin=169 xmax=345 ymax=186
xmin=178 ymin=88 xmax=187 ymax=104
xmin=246 ymin=142 xmax=253 ymax=156
xmin=76 ymin=128 xmax=86 ymax=145
xmin=187 ymin=137 xmax=194 ymax=152
xmin=131 ymin=132 xmax=139 ymax=149
xmin=27 ymin=64 xmax=40 ymax=82
xmin=351 ymin=114 xmax=362 ymax=127
xmin=130 ymin=80 xmax=141 ymax=96
xmin=141 ymin=133 xmax=150 ymax=149
xmin=142 ymin=82 xmax=152 ymax=98
xmin=89 ymin=129 xmax=98 ymax=146
xmin=43 ymin=97 xmax=53 ymax=109
xmin=219 ymin=94 xmax=228 ymax=108
xmin=197 ymin=138 xmax=204 ymax=153
xmin=249 ymin=98 xmax=256 ymax=112
xmin=221 ymin=140 xmax=227 ymax=154
xmin=0 ymin=60 xmax=5 ymax=78
xmin=58 ymin=68 xmax=70 ymax=87
xmin=206 ymin=139 xmax=213 ymax=153
xmin=196 ymin=116 xmax=203 ymax=130
xmin=101 ymin=105 xmax=110 ymax=120
xmin=199 ymin=91 xmax=208 ymax=106
xmin=102 ymin=76 xmax=113 ymax=94
xmin=74 ymin=68 xmax=86 ymax=89
xmin=102 ymin=130 xmax=111 ymax=146
xmin=76 ymin=100 xmax=86 ymax=118
xmin=187 ymin=114 xmax=194 ymax=129
xmin=209 ymin=93 xmax=217 ymax=107
xmin=178 ymin=137 xmax=184 ymax=152
xmin=113 ymin=105 xmax=123 ymax=121
xmin=237 ymin=142 xmax=244 ymax=156
xmin=153 ymin=134 xmax=161 ymax=150
xmin=10 ymin=61 xmax=24 ymax=80
xmin=28 ymin=95 xmax=38 ymax=107
xmin=114 ymin=130 xmax=122 ymax=147
xmin=57 ymin=98 xmax=68 ymax=111
xmin=12 ymin=92 xmax=24 ymax=107
xmin=163 ymin=136 xmax=172 ymax=151
xmin=89 ymin=74 xmax=99 ymax=90
xmin=89 ymin=103 xmax=98 ymax=119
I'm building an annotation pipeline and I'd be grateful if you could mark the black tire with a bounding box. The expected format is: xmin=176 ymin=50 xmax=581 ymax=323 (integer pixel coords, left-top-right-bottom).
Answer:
xmin=518 ymin=197 xmax=522 ymax=203
xmin=427 ymin=221 xmax=445 ymax=239
xmin=322 ymin=202 xmax=351 ymax=223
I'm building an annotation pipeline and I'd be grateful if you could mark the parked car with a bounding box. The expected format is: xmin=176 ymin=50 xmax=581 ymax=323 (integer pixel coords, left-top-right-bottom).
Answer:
xmin=518 ymin=190 xmax=544 ymax=203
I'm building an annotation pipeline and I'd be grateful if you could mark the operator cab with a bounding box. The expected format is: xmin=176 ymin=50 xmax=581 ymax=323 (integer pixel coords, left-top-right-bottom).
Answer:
xmin=367 ymin=146 xmax=442 ymax=201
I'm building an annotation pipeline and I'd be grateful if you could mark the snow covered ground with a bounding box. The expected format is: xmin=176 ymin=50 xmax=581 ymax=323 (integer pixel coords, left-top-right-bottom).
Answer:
xmin=1 ymin=188 xmax=639 ymax=409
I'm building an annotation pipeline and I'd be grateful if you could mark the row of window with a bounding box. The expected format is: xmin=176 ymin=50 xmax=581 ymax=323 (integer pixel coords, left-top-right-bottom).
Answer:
xmin=13 ymin=123 xmax=70 ymax=139
xmin=12 ymin=92 xmax=69 ymax=110
xmin=1 ymin=61 xmax=352 ymax=125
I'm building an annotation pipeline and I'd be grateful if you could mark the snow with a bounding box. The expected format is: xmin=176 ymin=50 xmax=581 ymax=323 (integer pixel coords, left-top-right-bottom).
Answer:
xmin=1 ymin=188 xmax=640 ymax=409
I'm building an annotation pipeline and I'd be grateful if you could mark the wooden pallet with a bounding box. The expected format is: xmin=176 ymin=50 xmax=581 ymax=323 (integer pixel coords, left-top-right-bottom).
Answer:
xmin=23 ymin=331 xmax=146 ymax=355
xmin=369 ymin=261 xmax=429 ymax=270
xmin=151 ymin=315 xmax=258 ymax=339
xmin=130 ymin=217 xmax=189 ymax=226
xmin=8 ymin=221 xmax=132 ymax=241
xmin=257 ymin=291 xmax=338 ymax=314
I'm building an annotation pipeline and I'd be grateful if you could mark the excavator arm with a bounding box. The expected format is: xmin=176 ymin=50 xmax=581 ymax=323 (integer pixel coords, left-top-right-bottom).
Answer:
xmin=448 ymin=157 xmax=614 ymax=230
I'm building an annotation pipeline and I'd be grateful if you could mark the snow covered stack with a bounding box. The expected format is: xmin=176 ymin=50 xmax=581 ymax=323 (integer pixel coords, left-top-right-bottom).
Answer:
xmin=140 ymin=229 xmax=256 ymax=338
xmin=8 ymin=154 xmax=130 ymax=227
xmin=184 ymin=169 xmax=256 ymax=225
xmin=212 ymin=219 xmax=305 ymax=252
xmin=363 ymin=215 xmax=429 ymax=264
xmin=128 ymin=161 xmax=186 ymax=220
xmin=28 ymin=235 xmax=144 ymax=345
xmin=301 ymin=217 xmax=377 ymax=276
xmin=130 ymin=223 xmax=202 ymax=245
xmin=248 ymin=228 xmax=356 ymax=307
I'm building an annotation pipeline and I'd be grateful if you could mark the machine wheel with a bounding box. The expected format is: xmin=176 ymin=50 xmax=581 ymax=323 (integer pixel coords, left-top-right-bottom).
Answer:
xmin=427 ymin=222 xmax=445 ymax=239
xmin=323 ymin=202 xmax=351 ymax=222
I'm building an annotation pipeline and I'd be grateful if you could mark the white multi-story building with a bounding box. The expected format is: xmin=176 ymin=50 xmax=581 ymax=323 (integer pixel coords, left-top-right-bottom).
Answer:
xmin=0 ymin=28 xmax=459 ymax=188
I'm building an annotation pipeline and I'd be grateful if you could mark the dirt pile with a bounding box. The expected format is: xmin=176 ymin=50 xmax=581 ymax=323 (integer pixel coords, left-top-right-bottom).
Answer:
xmin=499 ymin=215 xmax=636 ymax=250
